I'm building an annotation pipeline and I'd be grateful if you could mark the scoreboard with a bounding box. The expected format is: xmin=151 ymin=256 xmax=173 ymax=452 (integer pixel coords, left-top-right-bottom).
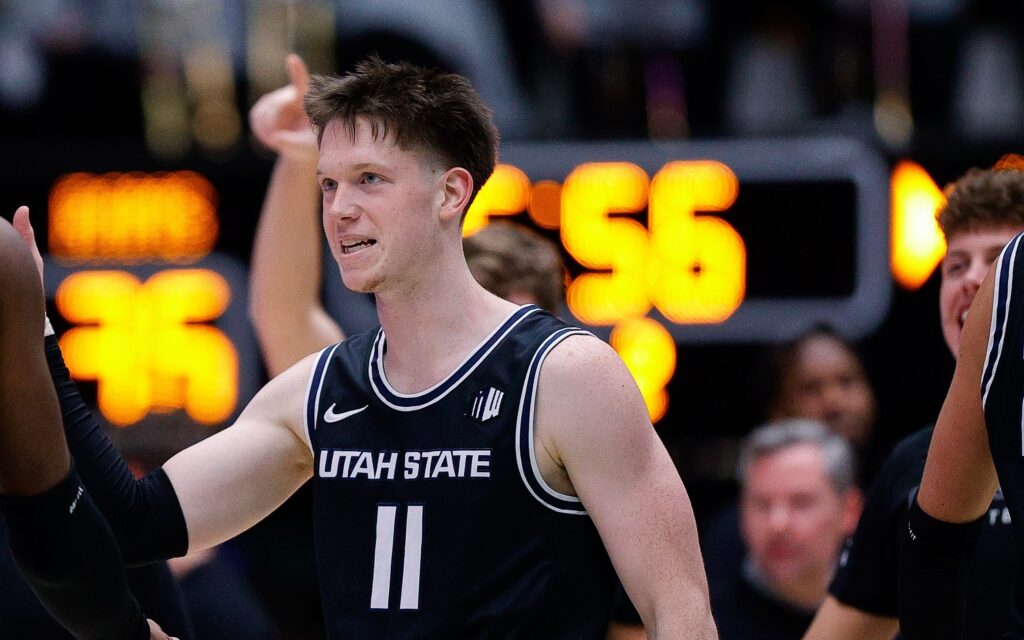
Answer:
xmin=37 ymin=137 xmax=891 ymax=425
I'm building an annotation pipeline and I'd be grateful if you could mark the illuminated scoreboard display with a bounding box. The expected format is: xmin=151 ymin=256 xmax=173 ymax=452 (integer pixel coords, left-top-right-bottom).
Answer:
xmin=464 ymin=138 xmax=891 ymax=341
xmin=39 ymin=137 xmax=890 ymax=426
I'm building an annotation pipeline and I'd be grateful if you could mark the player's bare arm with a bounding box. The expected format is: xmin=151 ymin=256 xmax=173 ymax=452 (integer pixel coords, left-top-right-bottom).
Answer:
xmin=899 ymin=256 xmax=1001 ymax=639
xmin=802 ymin=596 xmax=898 ymax=640
xmin=916 ymin=265 xmax=998 ymax=523
xmin=163 ymin=351 xmax=317 ymax=551
xmin=534 ymin=335 xmax=717 ymax=640
xmin=249 ymin=54 xmax=343 ymax=376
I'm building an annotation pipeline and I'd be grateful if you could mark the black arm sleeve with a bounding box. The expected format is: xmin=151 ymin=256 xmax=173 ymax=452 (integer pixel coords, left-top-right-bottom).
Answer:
xmin=44 ymin=335 xmax=189 ymax=565
xmin=0 ymin=467 xmax=149 ymax=640
xmin=898 ymin=494 xmax=985 ymax=640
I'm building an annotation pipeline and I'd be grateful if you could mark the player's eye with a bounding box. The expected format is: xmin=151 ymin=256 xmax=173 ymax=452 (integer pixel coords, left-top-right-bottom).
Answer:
xmin=943 ymin=260 xmax=965 ymax=276
xmin=360 ymin=173 xmax=383 ymax=185
xmin=321 ymin=178 xmax=337 ymax=192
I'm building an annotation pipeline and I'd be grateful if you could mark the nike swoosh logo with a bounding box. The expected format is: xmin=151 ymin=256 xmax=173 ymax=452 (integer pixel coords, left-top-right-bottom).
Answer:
xmin=324 ymin=403 xmax=369 ymax=424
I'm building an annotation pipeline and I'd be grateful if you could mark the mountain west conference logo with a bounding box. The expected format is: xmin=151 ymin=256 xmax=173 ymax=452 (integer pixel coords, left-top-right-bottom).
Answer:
xmin=469 ymin=387 xmax=504 ymax=423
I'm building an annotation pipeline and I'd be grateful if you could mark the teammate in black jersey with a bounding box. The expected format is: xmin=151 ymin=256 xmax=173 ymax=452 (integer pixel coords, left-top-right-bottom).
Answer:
xmin=0 ymin=214 xmax=175 ymax=639
xmin=897 ymin=167 xmax=1024 ymax=639
xmin=12 ymin=58 xmax=717 ymax=638
xmin=804 ymin=167 xmax=1024 ymax=639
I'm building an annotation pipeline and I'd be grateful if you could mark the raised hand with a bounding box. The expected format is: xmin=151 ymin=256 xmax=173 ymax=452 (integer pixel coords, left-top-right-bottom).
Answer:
xmin=11 ymin=206 xmax=43 ymax=286
xmin=249 ymin=54 xmax=318 ymax=161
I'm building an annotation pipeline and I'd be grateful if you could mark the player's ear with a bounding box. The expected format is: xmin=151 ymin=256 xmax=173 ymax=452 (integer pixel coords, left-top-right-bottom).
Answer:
xmin=439 ymin=167 xmax=473 ymax=224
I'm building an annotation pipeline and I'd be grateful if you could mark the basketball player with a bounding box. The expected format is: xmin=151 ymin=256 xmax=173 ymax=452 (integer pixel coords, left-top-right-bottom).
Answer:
xmin=804 ymin=167 xmax=1024 ymax=639
xmin=248 ymin=54 xmax=565 ymax=378
xmin=896 ymin=167 xmax=1024 ymax=639
xmin=0 ymin=213 xmax=173 ymax=640
xmin=24 ymin=59 xmax=717 ymax=638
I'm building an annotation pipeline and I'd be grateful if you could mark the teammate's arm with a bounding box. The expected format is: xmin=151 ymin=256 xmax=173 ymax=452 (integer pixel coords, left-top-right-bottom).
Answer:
xmin=162 ymin=354 xmax=316 ymax=551
xmin=803 ymin=596 xmax=897 ymax=640
xmin=48 ymin=331 xmax=318 ymax=556
xmin=0 ymin=216 xmax=171 ymax=640
xmin=898 ymin=264 xmax=999 ymax=639
xmin=249 ymin=54 xmax=342 ymax=377
xmin=536 ymin=336 xmax=717 ymax=640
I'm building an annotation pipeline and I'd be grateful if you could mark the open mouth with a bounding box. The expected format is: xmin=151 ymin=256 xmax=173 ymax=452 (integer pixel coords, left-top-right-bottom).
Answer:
xmin=959 ymin=308 xmax=969 ymax=329
xmin=342 ymin=239 xmax=377 ymax=254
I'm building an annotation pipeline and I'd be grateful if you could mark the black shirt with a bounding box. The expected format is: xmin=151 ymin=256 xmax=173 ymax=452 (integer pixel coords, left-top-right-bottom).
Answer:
xmin=712 ymin=561 xmax=816 ymax=640
xmin=830 ymin=426 xmax=1017 ymax=638
xmin=0 ymin=517 xmax=194 ymax=639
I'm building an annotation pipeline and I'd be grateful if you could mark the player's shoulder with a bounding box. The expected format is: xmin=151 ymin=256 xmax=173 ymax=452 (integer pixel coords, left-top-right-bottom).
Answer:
xmin=542 ymin=331 xmax=624 ymax=382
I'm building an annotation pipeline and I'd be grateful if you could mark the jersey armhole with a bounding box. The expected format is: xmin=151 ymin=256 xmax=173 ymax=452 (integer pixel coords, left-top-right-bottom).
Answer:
xmin=982 ymin=233 xmax=1024 ymax=409
xmin=514 ymin=328 xmax=592 ymax=515
xmin=303 ymin=343 xmax=341 ymax=453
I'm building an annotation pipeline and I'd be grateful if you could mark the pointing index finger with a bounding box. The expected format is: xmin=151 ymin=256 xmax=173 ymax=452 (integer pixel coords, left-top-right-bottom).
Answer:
xmin=286 ymin=53 xmax=310 ymax=97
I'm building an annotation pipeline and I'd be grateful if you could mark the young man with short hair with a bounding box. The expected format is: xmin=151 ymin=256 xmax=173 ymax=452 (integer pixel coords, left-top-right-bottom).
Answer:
xmin=804 ymin=167 xmax=1024 ymax=639
xmin=25 ymin=58 xmax=716 ymax=638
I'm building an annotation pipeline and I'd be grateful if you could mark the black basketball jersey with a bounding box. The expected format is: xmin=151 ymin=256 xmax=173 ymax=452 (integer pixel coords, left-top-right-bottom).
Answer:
xmin=303 ymin=305 xmax=617 ymax=639
xmin=981 ymin=231 xmax=1024 ymax=636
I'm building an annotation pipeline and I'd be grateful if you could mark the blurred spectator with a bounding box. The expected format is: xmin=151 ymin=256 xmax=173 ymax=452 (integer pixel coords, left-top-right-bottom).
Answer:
xmin=610 ymin=419 xmax=861 ymax=639
xmin=718 ymin=420 xmax=862 ymax=639
xmin=764 ymin=326 xmax=877 ymax=451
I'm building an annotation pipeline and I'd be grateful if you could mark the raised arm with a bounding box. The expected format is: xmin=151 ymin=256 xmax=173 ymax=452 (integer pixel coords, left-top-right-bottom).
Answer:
xmin=536 ymin=336 xmax=717 ymax=639
xmin=15 ymin=208 xmax=314 ymax=570
xmin=249 ymin=54 xmax=342 ymax=376
xmin=899 ymin=257 xmax=1000 ymax=639
xmin=0 ymin=214 xmax=167 ymax=639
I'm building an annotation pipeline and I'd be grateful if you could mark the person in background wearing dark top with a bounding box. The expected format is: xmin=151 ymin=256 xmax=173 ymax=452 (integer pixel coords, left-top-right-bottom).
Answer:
xmin=642 ymin=324 xmax=878 ymax=640
xmin=610 ymin=419 xmax=861 ymax=640
xmin=716 ymin=420 xmax=862 ymax=640
xmin=764 ymin=326 xmax=878 ymax=462
xmin=0 ymin=212 xmax=177 ymax=640
xmin=806 ymin=166 xmax=1024 ymax=640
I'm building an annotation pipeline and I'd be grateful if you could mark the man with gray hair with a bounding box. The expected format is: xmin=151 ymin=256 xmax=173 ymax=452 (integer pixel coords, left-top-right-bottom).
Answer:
xmin=712 ymin=419 xmax=863 ymax=640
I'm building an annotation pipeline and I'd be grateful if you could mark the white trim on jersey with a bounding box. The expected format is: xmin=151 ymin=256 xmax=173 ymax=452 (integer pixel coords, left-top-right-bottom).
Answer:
xmin=369 ymin=305 xmax=540 ymax=411
xmin=515 ymin=328 xmax=590 ymax=515
xmin=983 ymin=235 xmax=1022 ymax=409
xmin=303 ymin=343 xmax=342 ymax=453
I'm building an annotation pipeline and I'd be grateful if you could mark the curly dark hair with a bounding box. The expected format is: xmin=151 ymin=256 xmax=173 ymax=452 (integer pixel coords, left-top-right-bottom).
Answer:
xmin=303 ymin=56 xmax=499 ymax=214
xmin=937 ymin=167 xmax=1024 ymax=240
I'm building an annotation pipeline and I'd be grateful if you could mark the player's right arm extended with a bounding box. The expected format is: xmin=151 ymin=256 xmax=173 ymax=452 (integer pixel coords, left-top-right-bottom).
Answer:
xmin=897 ymin=263 xmax=999 ymax=639
xmin=248 ymin=54 xmax=343 ymax=377
xmin=45 ymin=337 xmax=316 ymax=561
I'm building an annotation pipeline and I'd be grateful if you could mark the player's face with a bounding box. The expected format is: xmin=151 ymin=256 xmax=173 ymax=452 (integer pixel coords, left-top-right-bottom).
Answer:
xmin=317 ymin=117 xmax=446 ymax=294
xmin=773 ymin=336 xmax=876 ymax=447
xmin=740 ymin=444 xmax=859 ymax=600
xmin=939 ymin=226 xmax=1021 ymax=357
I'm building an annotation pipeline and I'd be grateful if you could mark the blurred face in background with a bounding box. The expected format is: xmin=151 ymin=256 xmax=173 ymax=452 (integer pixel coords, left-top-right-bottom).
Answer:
xmin=939 ymin=226 xmax=1021 ymax=357
xmin=770 ymin=335 xmax=877 ymax=447
xmin=740 ymin=443 xmax=861 ymax=608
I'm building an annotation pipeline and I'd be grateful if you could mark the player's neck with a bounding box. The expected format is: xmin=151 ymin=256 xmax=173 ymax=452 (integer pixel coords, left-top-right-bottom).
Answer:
xmin=373 ymin=268 xmax=520 ymax=394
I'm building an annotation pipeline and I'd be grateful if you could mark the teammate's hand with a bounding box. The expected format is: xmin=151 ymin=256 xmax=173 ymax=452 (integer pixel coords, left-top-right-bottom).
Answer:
xmin=11 ymin=206 xmax=43 ymax=286
xmin=148 ymin=618 xmax=179 ymax=640
xmin=249 ymin=54 xmax=318 ymax=161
